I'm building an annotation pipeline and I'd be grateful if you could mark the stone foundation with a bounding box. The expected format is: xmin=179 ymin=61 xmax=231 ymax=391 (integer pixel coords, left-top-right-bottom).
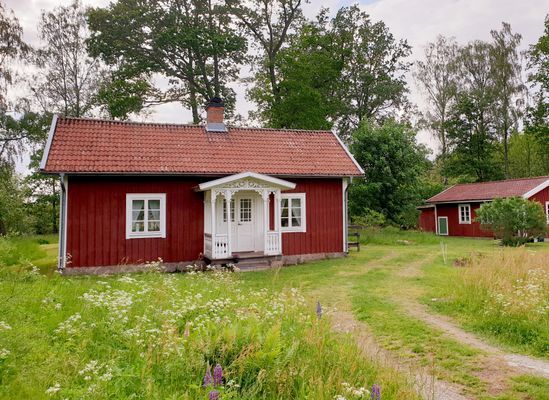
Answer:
xmin=61 ymin=252 xmax=347 ymax=275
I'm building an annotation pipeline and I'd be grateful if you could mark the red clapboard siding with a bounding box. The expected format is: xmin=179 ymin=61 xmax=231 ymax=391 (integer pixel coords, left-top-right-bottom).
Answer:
xmin=418 ymin=208 xmax=436 ymax=232
xmin=529 ymin=186 xmax=549 ymax=237
xmin=67 ymin=176 xmax=204 ymax=268
xmin=435 ymin=203 xmax=493 ymax=237
xmin=281 ymin=178 xmax=343 ymax=255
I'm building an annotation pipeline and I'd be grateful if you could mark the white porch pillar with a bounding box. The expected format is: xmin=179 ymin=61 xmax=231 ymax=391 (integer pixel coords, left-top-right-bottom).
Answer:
xmin=275 ymin=189 xmax=282 ymax=254
xmin=210 ymin=190 xmax=217 ymax=257
xmin=262 ymin=189 xmax=269 ymax=254
xmin=224 ymin=190 xmax=233 ymax=258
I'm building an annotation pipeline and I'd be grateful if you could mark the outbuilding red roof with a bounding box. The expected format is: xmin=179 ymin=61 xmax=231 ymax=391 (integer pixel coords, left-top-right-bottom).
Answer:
xmin=427 ymin=176 xmax=549 ymax=203
xmin=41 ymin=117 xmax=364 ymax=177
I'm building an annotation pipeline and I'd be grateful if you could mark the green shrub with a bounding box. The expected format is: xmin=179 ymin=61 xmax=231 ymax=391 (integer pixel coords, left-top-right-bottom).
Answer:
xmin=475 ymin=197 xmax=547 ymax=246
xmin=351 ymin=208 xmax=386 ymax=227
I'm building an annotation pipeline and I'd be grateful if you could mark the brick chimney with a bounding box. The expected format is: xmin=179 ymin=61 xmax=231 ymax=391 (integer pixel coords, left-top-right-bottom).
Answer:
xmin=205 ymin=97 xmax=227 ymax=132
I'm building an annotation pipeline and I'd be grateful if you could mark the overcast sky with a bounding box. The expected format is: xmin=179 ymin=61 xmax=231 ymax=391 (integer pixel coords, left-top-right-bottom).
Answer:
xmin=5 ymin=0 xmax=548 ymax=157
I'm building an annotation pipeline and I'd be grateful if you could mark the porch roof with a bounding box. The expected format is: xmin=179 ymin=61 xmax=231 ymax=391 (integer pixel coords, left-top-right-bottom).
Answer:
xmin=197 ymin=172 xmax=296 ymax=191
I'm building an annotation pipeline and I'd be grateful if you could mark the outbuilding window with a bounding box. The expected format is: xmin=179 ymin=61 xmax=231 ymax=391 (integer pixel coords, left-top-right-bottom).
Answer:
xmin=281 ymin=193 xmax=306 ymax=232
xmin=126 ymin=194 xmax=166 ymax=239
xmin=546 ymin=201 xmax=549 ymax=224
xmin=458 ymin=204 xmax=471 ymax=224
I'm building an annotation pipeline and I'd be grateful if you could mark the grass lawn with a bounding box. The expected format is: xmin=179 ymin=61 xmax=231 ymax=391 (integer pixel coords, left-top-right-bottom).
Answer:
xmin=0 ymin=235 xmax=417 ymax=399
xmin=1 ymin=230 xmax=548 ymax=399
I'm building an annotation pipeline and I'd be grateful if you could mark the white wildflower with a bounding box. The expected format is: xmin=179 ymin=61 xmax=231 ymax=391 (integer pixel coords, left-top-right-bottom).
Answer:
xmin=0 ymin=321 xmax=12 ymax=330
xmin=45 ymin=383 xmax=61 ymax=395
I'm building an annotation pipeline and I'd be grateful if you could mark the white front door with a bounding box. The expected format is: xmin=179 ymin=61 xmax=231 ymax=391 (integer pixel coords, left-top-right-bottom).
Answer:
xmin=235 ymin=196 xmax=255 ymax=252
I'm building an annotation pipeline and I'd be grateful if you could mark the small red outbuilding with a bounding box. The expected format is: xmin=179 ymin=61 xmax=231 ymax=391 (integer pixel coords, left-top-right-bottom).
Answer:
xmin=40 ymin=99 xmax=364 ymax=273
xmin=418 ymin=177 xmax=549 ymax=237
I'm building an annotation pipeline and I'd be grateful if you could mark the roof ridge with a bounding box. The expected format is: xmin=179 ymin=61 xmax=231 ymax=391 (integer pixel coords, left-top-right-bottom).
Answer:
xmin=451 ymin=176 xmax=549 ymax=186
xmin=59 ymin=116 xmax=333 ymax=134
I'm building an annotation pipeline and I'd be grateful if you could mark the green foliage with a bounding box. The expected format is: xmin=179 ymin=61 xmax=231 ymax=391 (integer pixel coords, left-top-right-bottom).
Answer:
xmin=97 ymin=76 xmax=152 ymax=120
xmin=0 ymin=267 xmax=415 ymax=399
xmin=88 ymin=0 xmax=247 ymax=122
xmin=264 ymin=11 xmax=343 ymax=130
xmin=350 ymin=120 xmax=430 ymax=227
xmin=244 ymin=4 xmax=411 ymax=132
xmin=32 ymin=0 xmax=105 ymax=117
xmin=351 ymin=209 xmax=386 ymax=228
xmin=525 ymin=15 xmax=549 ymax=173
xmin=444 ymin=92 xmax=503 ymax=182
xmin=0 ymin=168 xmax=33 ymax=235
xmin=475 ymin=197 xmax=547 ymax=246
xmin=508 ymin=132 xmax=548 ymax=177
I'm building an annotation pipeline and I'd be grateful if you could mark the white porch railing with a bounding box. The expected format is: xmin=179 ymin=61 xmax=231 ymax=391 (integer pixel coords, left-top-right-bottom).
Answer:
xmin=265 ymin=231 xmax=280 ymax=255
xmin=205 ymin=233 xmax=229 ymax=259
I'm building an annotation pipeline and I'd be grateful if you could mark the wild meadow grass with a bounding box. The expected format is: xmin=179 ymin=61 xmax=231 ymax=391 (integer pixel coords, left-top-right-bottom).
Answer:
xmin=0 ymin=262 xmax=418 ymax=399
xmin=425 ymin=248 xmax=549 ymax=357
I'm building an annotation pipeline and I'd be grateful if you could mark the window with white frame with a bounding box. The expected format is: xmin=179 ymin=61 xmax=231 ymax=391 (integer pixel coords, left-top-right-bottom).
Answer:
xmin=546 ymin=201 xmax=549 ymax=224
xmin=222 ymin=198 xmax=235 ymax=222
xmin=458 ymin=203 xmax=471 ymax=224
xmin=126 ymin=194 xmax=166 ymax=239
xmin=281 ymin=193 xmax=306 ymax=232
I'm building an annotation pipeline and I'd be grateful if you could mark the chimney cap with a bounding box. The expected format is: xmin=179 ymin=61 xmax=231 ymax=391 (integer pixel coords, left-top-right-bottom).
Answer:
xmin=206 ymin=97 xmax=224 ymax=108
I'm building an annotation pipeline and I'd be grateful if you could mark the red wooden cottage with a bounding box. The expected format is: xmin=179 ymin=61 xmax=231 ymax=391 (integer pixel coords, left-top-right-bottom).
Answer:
xmin=418 ymin=176 xmax=549 ymax=237
xmin=40 ymin=99 xmax=364 ymax=273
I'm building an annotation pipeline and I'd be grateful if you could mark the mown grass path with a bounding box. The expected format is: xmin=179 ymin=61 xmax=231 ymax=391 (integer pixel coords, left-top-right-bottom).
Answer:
xmin=244 ymin=237 xmax=549 ymax=400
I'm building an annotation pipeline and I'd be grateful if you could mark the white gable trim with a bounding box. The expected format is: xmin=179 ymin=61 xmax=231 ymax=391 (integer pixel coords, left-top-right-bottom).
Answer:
xmin=40 ymin=114 xmax=59 ymax=170
xmin=522 ymin=179 xmax=549 ymax=199
xmin=330 ymin=130 xmax=365 ymax=175
xmin=198 ymin=172 xmax=296 ymax=191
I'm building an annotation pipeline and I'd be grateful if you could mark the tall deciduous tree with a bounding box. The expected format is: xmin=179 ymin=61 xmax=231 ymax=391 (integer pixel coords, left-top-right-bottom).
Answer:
xmin=0 ymin=1 xmax=29 ymax=167
xmin=349 ymin=119 xmax=430 ymax=227
xmin=227 ymin=0 xmax=305 ymax=120
xmin=262 ymin=9 xmax=344 ymax=129
xmin=414 ymin=36 xmax=459 ymax=183
xmin=32 ymin=0 xmax=105 ymax=117
xmin=525 ymin=15 xmax=548 ymax=173
xmin=489 ymin=22 xmax=525 ymax=178
xmin=334 ymin=6 xmax=411 ymax=137
xmin=444 ymin=41 xmax=503 ymax=182
xmin=88 ymin=0 xmax=247 ymax=123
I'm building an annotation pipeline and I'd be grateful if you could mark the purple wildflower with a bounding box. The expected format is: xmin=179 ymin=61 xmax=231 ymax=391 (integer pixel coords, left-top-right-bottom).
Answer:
xmin=316 ymin=300 xmax=322 ymax=319
xmin=370 ymin=383 xmax=381 ymax=400
xmin=209 ymin=390 xmax=219 ymax=400
xmin=203 ymin=365 xmax=213 ymax=388
xmin=213 ymin=363 xmax=223 ymax=386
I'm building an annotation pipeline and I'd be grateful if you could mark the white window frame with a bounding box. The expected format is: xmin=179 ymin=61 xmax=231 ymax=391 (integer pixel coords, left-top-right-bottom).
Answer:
xmin=546 ymin=201 xmax=549 ymax=225
xmin=458 ymin=203 xmax=471 ymax=224
xmin=280 ymin=193 xmax=306 ymax=233
xmin=126 ymin=193 xmax=166 ymax=239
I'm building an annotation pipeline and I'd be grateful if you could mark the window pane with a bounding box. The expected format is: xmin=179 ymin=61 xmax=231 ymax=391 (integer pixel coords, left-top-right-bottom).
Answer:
xmin=240 ymin=199 xmax=252 ymax=222
xmin=292 ymin=217 xmax=301 ymax=227
xmin=281 ymin=217 xmax=289 ymax=227
xmin=132 ymin=200 xmax=144 ymax=211
xmin=148 ymin=210 xmax=160 ymax=220
xmin=281 ymin=199 xmax=288 ymax=208
xmin=132 ymin=222 xmax=144 ymax=232
xmin=148 ymin=199 xmax=160 ymax=210
xmin=281 ymin=207 xmax=288 ymax=218
xmin=291 ymin=207 xmax=301 ymax=217
xmin=132 ymin=210 xmax=144 ymax=221
xmin=148 ymin=221 xmax=160 ymax=231
xmin=291 ymin=198 xmax=301 ymax=209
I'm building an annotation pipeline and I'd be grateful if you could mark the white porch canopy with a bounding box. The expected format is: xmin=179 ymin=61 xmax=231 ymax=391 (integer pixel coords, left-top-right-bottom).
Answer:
xmin=197 ymin=172 xmax=296 ymax=260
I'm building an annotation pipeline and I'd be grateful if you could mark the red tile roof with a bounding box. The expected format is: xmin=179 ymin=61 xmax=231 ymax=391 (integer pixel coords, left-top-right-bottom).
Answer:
xmin=41 ymin=117 xmax=364 ymax=177
xmin=427 ymin=176 xmax=549 ymax=203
